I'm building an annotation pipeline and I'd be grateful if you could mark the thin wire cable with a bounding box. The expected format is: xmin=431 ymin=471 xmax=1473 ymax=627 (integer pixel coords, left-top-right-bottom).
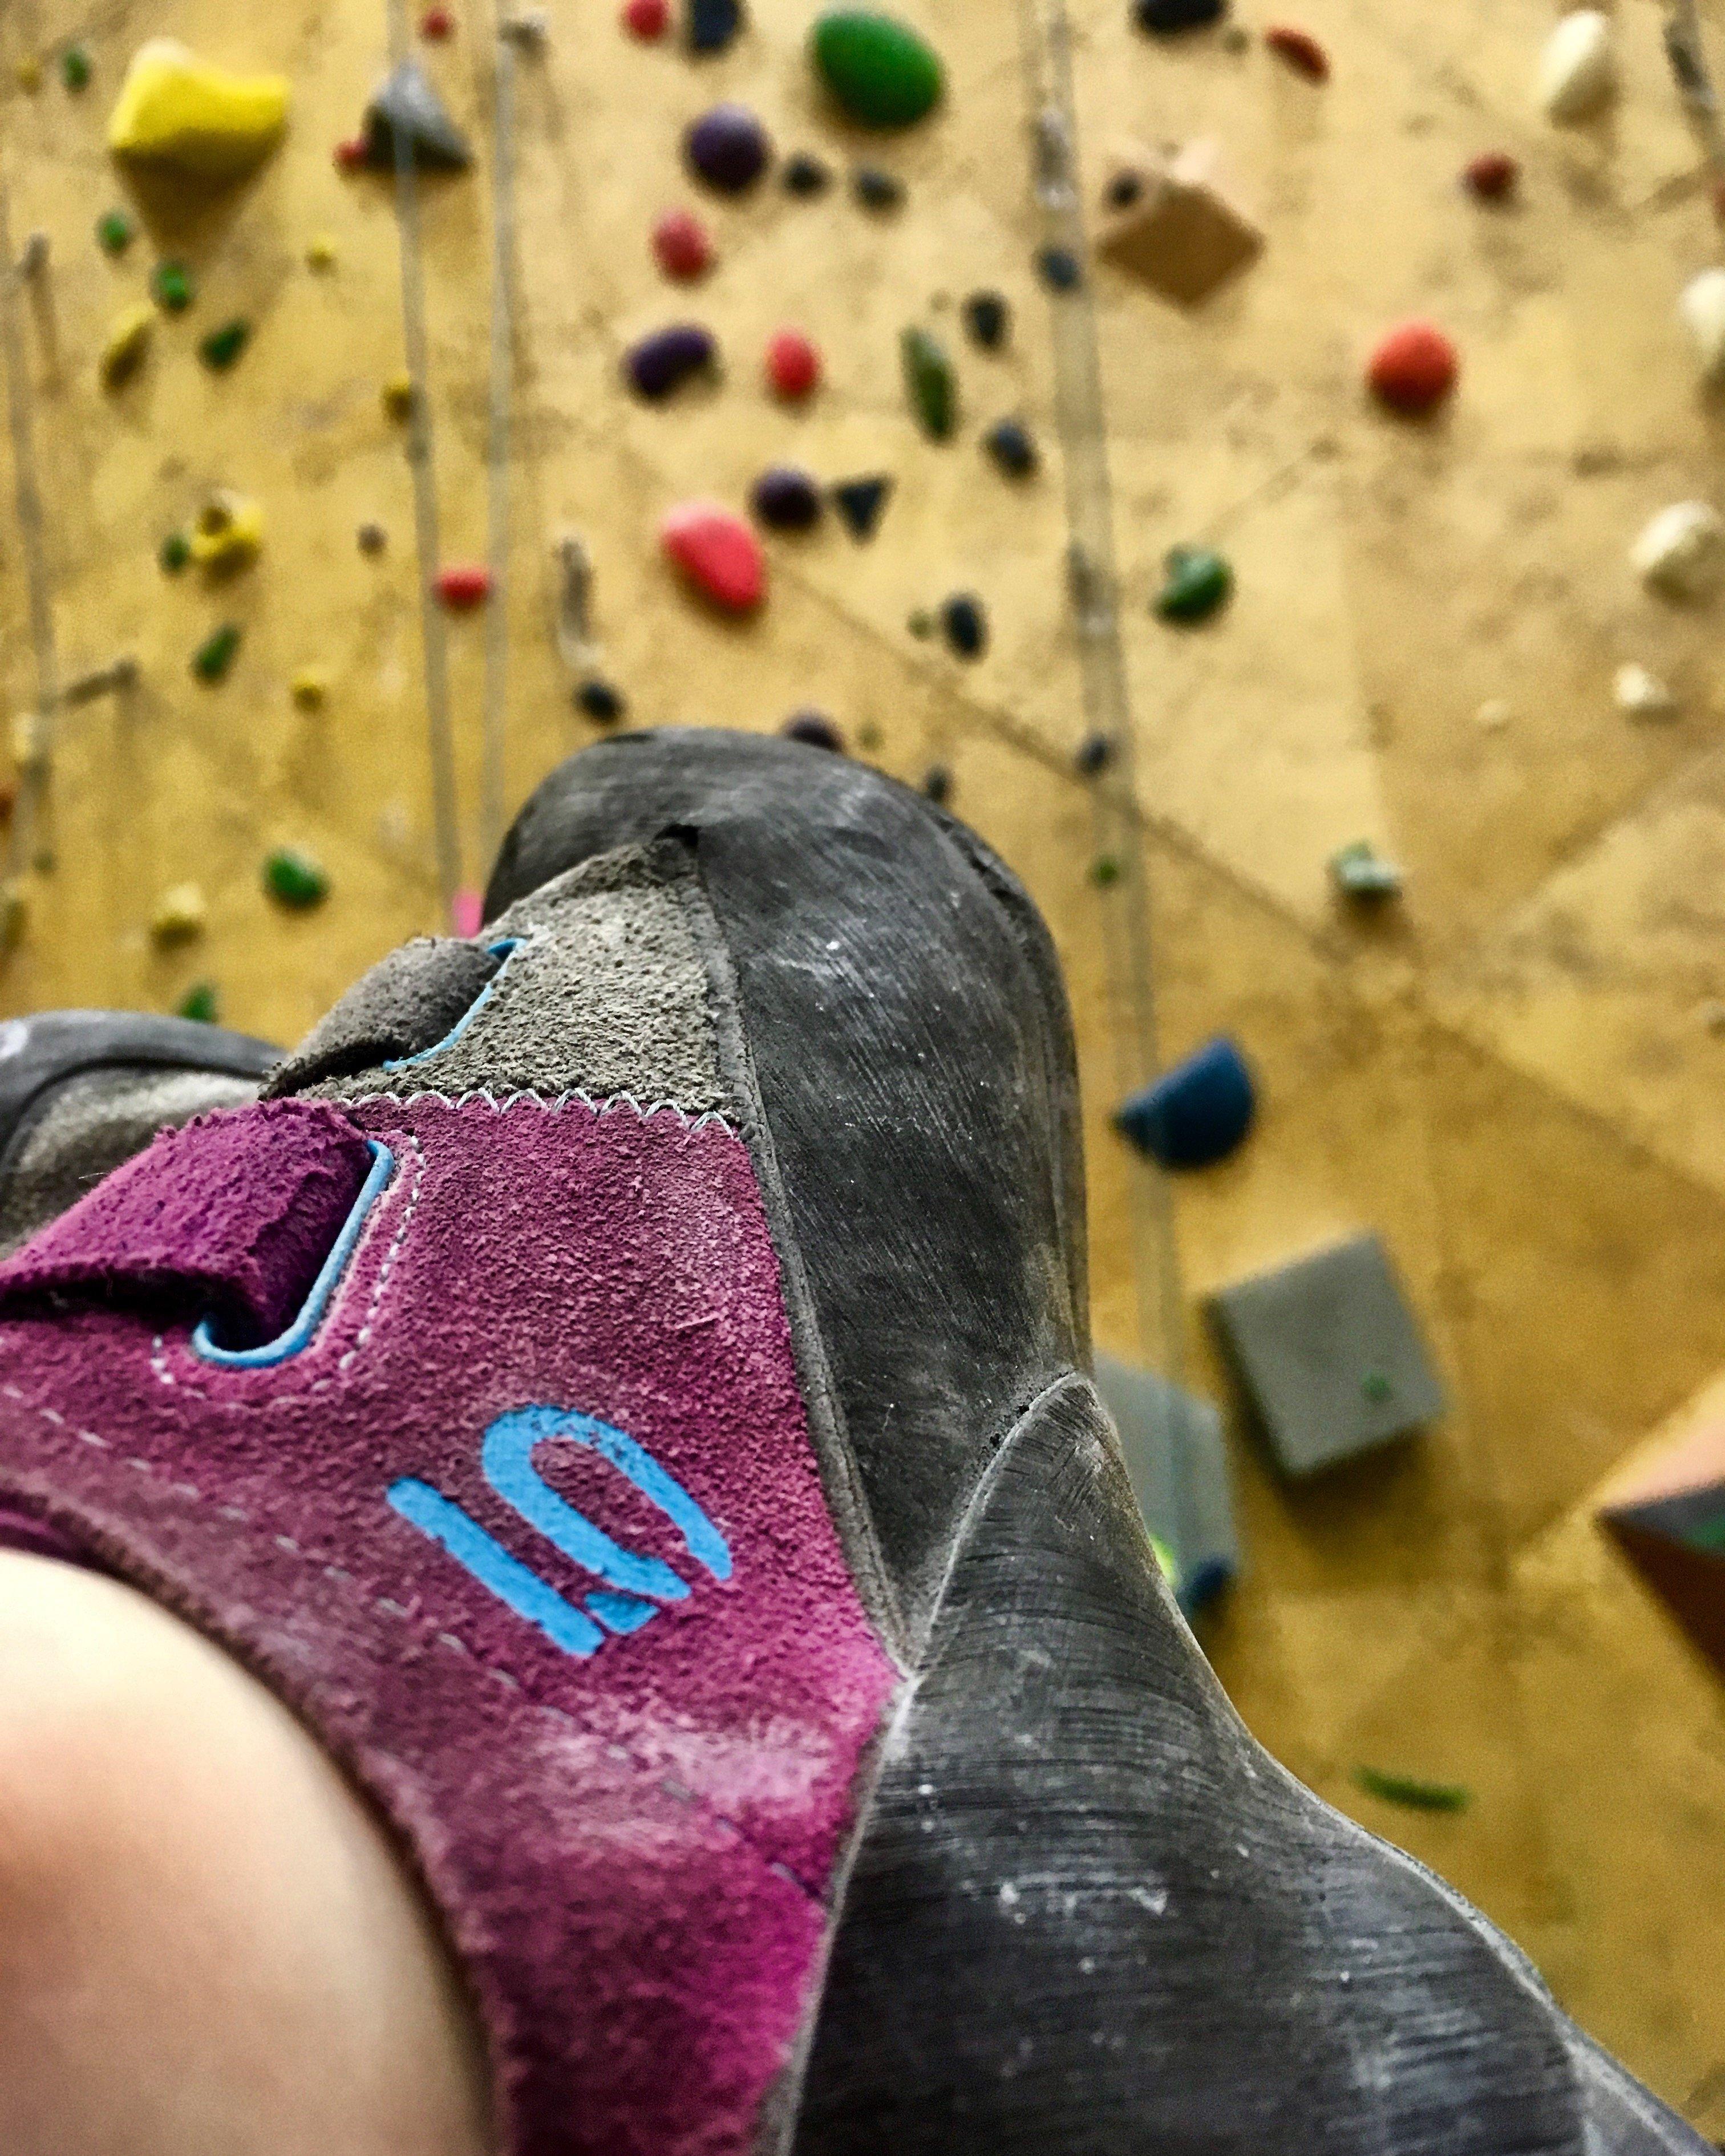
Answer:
xmin=387 ymin=0 xmax=464 ymax=923
xmin=479 ymin=15 xmax=519 ymax=869
xmin=0 ymin=175 xmax=60 ymax=891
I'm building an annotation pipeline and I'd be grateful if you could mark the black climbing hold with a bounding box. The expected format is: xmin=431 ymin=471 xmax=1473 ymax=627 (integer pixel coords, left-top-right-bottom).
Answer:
xmin=783 ymin=710 xmax=844 ymax=752
xmin=940 ymin=591 xmax=987 ymax=659
xmin=1075 ymin=730 xmax=1113 ymax=775
xmin=686 ymin=0 xmax=743 ymax=53
xmin=985 ymin=417 xmax=1038 ymax=479
xmin=1105 ymin=170 xmax=1142 ymax=209
xmin=624 ymin=322 xmax=717 ymax=399
xmin=1133 ymin=0 xmax=1225 ymax=33
xmin=853 ymin=164 xmax=904 ymax=210
xmin=831 ymin=473 xmax=892 ymax=541
xmin=577 ymin=676 xmax=626 ymax=722
xmin=751 ymin=465 xmax=824 ymax=531
xmin=1037 ymin=245 xmax=1082 ymax=291
xmin=922 ymin=763 xmax=953 ymax=804
xmin=365 ymin=57 xmax=473 ymax=169
xmin=782 ymin=150 xmax=832 ymax=196
xmin=962 ymin=289 xmax=1009 ymax=349
xmin=686 ymin=102 xmax=771 ymax=191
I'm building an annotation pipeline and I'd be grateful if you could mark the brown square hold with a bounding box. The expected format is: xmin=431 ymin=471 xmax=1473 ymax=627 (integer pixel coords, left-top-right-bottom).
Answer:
xmin=1095 ymin=139 xmax=1263 ymax=306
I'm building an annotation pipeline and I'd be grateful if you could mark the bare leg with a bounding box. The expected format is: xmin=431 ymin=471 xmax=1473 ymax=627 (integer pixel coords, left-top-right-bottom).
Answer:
xmin=0 ymin=1553 xmax=492 ymax=2156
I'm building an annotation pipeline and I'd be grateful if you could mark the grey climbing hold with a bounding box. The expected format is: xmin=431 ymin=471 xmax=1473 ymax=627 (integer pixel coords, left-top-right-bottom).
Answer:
xmin=1206 ymin=1231 xmax=1446 ymax=1477
xmin=1093 ymin=1352 xmax=1238 ymax=1616
xmin=853 ymin=164 xmax=904 ymax=209
xmin=1329 ymin=840 xmax=1403 ymax=901
xmin=832 ymin=473 xmax=892 ymax=540
xmin=782 ymin=150 xmax=832 ymax=195
xmin=364 ymin=58 xmax=473 ymax=169
xmin=1075 ymin=731 xmax=1112 ymax=775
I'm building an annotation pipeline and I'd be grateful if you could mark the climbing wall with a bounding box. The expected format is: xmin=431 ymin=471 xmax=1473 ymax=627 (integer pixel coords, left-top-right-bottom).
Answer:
xmin=6 ymin=0 xmax=1725 ymax=2126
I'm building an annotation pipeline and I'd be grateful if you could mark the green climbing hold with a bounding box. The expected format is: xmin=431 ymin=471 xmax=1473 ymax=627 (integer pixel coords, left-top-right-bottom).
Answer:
xmin=152 ymin=260 xmax=195 ymax=311
xmin=812 ymin=10 xmax=943 ymax=127
xmin=1155 ymin=545 xmax=1232 ymax=623
xmin=264 ymin=846 xmax=330 ymax=911
xmin=901 ymin=324 xmax=955 ymax=440
xmin=1354 ymin=1765 xmax=1471 ymax=1814
xmin=1091 ymin=854 xmax=1121 ymax=886
xmin=192 ymin=622 xmax=242 ymax=681
xmin=1329 ymin=840 xmax=1404 ymax=902
xmin=176 ymin=982 xmax=219 ymax=1024
xmin=159 ymin=530 xmax=191 ymax=573
xmin=1360 ymin=1369 xmax=1394 ymax=1404
xmin=60 ymin=44 xmax=92 ymax=91
xmin=200 ymin=318 xmax=250 ymax=370
xmin=96 ymin=209 xmax=135 ymax=255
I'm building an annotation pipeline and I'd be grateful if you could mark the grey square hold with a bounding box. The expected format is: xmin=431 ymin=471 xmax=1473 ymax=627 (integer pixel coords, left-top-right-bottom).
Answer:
xmin=1206 ymin=1233 xmax=1445 ymax=1477
xmin=1094 ymin=1352 xmax=1238 ymax=1613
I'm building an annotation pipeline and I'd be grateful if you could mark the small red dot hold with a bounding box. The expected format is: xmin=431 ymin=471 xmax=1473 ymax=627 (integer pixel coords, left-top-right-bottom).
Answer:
xmin=653 ymin=209 xmax=714 ymax=281
xmin=420 ymin=4 xmax=455 ymax=35
xmin=1264 ymin=23 xmax=1329 ymax=80
xmin=623 ymin=0 xmax=670 ymax=39
xmin=1366 ymin=319 xmax=1459 ymax=416
xmin=334 ymin=135 xmax=369 ymax=171
xmin=1463 ymin=150 xmax=1519 ymax=201
xmin=766 ymin=329 xmax=820 ymax=402
xmin=435 ymin=562 xmax=493 ymax=609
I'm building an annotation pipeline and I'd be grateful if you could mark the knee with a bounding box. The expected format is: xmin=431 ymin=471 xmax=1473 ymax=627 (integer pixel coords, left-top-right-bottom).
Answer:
xmin=0 ymin=1552 xmax=492 ymax=2156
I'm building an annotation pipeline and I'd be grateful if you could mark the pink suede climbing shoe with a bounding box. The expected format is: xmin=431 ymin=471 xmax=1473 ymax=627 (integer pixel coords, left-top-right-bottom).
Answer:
xmin=0 ymin=729 xmax=1707 ymax=2156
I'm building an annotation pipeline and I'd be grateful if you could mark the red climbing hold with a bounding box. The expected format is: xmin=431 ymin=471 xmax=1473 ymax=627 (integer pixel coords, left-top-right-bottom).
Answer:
xmin=1264 ymin=23 xmax=1329 ymax=80
xmin=420 ymin=4 xmax=456 ymax=35
xmin=1463 ymin=150 xmax=1519 ymax=200
xmin=623 ymin=0 xmax=670 ymax=38
xmin=435 ymin=562 xmax=493 ymax=609
xmin=661 ymin=502 xmax=765 ymax=614
xmin=765 ymin=328 xmax=820 ymax=401
xmin=334 ymin=135 xmax=369 ymax=170
xmin=653 ymin=208 xmax=714 ymax=281
xmin=1367 ymin=319 xmax=1458 ymax=416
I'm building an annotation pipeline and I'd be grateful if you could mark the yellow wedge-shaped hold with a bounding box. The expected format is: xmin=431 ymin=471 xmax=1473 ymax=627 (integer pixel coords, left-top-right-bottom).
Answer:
xmin=108 ymin=40 xmax=289 ymax=182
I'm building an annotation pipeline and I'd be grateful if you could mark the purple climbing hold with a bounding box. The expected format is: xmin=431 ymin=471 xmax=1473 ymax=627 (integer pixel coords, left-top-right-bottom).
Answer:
xmin=751 ymin=465 xmax=823 ymax=530
xmin=625 ymin=322 xmax=717 ymax=399
xmin=1115 ymin=1035 xmax=1256 ymax=1169
xmin=686 ymin=102 xmax=772 ymax=191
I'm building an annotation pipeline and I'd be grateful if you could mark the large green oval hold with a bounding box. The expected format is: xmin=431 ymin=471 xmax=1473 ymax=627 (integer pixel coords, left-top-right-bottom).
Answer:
xmin=812 ymin=10 xmax=944 ymax=127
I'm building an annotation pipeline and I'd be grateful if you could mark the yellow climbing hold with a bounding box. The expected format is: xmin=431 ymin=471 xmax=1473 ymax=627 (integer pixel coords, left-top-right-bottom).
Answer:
xmin=150 ymin=881 xmax=207 ymax=945
xmin=382 ymin=370 xmax=416 ymax=420
xmin=14 ymin=55 xmax=44 ymax=93
xmin=0 ymin=882 xmax=30 ymax=953
xmin=290 ymin=668 xmax=329 ymax=708
xmin=100 ymin=302 xmax=155 ymax=388
xmin=10 ymin=712 xmax=47 ymax=775
xmin=188 ymin=491 xmax=264 ymax=575
xmin=306 ymin=233 xmax=338 ymax=270
xmin=107 ymin=39 xmax=289 ymax=183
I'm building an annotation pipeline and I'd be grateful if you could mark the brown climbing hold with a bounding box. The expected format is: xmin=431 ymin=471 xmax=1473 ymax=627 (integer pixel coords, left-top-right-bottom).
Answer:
xmin=1094 ymin=139 xmax=1262 ymax=307
xmin=1264 ymin=22 xmax=1328 ymax=79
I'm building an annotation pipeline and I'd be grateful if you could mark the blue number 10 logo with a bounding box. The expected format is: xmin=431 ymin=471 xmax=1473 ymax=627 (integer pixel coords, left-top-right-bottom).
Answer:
xmin=388 ymin=1405 xmax=732 ymax=1659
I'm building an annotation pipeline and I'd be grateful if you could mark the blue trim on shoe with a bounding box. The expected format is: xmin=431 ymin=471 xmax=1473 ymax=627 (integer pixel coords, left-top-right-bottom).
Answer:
xmin=382 ymin=938 xmax=520 ymax=1071
xmin=190 ymin=1139 xmax=396 ymax=1367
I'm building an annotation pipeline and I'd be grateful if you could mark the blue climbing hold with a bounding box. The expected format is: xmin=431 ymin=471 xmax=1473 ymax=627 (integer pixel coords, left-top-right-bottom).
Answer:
xmin=1115 ymin=1035 xmax=1255 ymax=1169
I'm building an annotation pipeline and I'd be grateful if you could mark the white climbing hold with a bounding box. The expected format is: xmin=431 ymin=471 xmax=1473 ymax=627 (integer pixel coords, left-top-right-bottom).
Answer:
xmin=1614 ymin=662 xmax=1676 ymax=716
xmin=1680 ymin=268 xmax=1725 ymax=385
xmin=1631 ymin=500 xmax=1725 ymax=600
xmin=1538 ymin=10 xmax=1615 ymax=123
